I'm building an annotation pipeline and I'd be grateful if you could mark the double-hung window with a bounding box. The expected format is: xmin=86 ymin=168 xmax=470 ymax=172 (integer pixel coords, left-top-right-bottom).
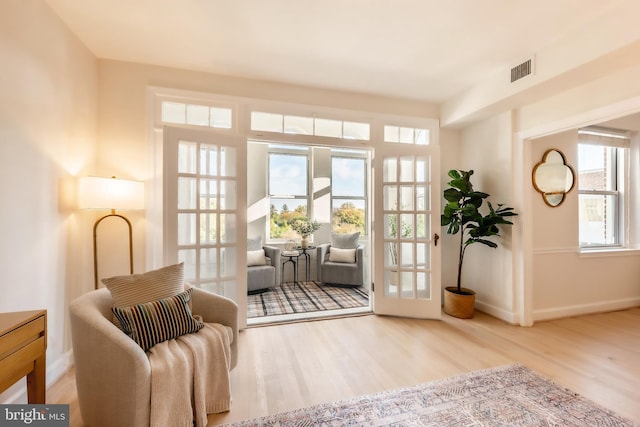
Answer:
xmin=331 ymin=151 xmax=367 ymax=235
xmin=578 ymin=126 xmax=629 ymax=248
xmin=268 ymin=146 xmax=309 ymax=240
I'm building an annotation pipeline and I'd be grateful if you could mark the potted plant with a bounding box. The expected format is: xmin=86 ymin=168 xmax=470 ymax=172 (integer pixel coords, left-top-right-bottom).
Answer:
xmin=290 ymin=218 xmax=321 ymax=248
xmin=440 ymin=169 xmax=517 ymax=318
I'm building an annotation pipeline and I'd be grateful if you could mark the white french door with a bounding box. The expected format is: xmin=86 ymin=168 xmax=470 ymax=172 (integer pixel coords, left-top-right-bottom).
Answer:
xmin=164 ymin=126 xmax=248 ymax=327
xmin=373 ymin=143 xmax=441 ymax=319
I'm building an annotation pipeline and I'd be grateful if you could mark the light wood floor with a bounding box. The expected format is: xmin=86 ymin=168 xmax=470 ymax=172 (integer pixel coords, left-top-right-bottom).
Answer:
xmin=48 ymin=307 xmax=640 ymax=426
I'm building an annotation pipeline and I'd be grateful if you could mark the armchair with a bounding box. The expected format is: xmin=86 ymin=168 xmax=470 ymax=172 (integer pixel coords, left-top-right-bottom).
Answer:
xmin=317 ymin=243 xmax=364 ymax=287
xmin=247 ymin=245 xmax=281 ymax=293
xmin=69 ymin=287 xmax=238 ymax=427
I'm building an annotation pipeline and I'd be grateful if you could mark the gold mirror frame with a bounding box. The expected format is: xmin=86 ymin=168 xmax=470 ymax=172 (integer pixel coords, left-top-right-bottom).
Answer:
xmin=532 ymin=149 xmax=575 ymax=207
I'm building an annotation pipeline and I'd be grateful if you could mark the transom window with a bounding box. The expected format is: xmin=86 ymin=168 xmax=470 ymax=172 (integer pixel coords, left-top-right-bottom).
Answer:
xmin=162 ymin=101 xmax=232 ymax=129
xmin=251 ymin=111 xmax=370 ymax=140
xmin=578 ymin=126 xmax=629 ymax=248
xmin=384 ymin=125 xmax=429 ymax=145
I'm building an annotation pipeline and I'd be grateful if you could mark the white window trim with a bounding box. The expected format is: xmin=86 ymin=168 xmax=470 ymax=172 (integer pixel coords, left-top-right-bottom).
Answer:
xmin=267 ymin=147 xmax=311 ymax=242
xmin=145 ymin=86 xmax=439 ymax=269
xmin=330 ymin=152 xmax=368 ymax=235
xmin=578 ymin=131 xmax=630 ymax=252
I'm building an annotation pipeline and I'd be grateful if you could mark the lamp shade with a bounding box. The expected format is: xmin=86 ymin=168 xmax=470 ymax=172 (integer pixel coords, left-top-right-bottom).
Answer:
xmin=79 ymin=176 xmax=145 ymax=210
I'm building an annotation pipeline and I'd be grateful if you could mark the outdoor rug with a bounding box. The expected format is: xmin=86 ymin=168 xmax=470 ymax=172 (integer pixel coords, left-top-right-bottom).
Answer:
xmin=222 ymin=364 xmax=636 ymax=426
xmin=247 ymin=281 xmax=369 ymax=318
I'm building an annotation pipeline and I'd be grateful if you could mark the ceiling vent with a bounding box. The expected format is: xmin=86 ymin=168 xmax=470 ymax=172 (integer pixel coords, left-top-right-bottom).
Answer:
xmin=510 ymin=58 xmax=534 ymax=83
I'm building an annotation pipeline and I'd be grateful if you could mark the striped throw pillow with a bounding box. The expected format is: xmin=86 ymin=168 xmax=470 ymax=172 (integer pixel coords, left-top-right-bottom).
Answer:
xmin=103 ymin=263 xmax=186 ymax=329
xmin=112 ymin=288 xmax=204 ymax=351
xmin=102 ymin=262 xmax=185 ymax=307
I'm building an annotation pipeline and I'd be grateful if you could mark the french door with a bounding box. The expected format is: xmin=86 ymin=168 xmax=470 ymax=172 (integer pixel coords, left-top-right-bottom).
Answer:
xmin=373 ymin=143 xmax=441 ymax=319
xmin=164 ymin=126 xmax=248 ymax=327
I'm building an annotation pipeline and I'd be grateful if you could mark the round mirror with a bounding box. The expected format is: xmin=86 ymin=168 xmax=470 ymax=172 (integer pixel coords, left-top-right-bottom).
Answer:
xmin=532 ymin=149 xmax=575 ymax=207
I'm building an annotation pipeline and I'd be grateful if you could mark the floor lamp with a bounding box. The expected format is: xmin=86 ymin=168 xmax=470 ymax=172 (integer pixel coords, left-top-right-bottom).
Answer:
xmin=79 ymin=176 xmax=145 ymax=289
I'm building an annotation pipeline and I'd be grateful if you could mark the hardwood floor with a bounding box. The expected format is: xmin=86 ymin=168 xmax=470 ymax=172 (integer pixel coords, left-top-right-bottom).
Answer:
xmin=47 ymin=307 xmax=640 ymax=426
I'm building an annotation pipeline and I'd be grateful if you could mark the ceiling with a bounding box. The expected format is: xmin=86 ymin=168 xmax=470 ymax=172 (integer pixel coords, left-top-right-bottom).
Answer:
xmin=44 ymin=0 xmax=631 ymax=106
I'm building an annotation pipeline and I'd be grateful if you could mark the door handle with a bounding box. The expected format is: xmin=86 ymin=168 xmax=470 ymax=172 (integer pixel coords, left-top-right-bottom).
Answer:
xmin=434 ymin=233 xmax=440 ymax=246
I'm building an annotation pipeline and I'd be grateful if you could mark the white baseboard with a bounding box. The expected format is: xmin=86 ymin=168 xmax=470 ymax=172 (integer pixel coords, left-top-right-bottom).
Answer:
xmin=475 ymin=300 xmax=519 ymax=324
xmin=533 ymin=297 xmax=640 ymax=322
xmin=475 ymin=297 xmax=640 ymax=325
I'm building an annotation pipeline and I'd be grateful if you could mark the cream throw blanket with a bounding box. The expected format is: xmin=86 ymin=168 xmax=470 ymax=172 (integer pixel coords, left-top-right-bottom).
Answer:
xmin=148 ymin=323 xmax=231 ymax=427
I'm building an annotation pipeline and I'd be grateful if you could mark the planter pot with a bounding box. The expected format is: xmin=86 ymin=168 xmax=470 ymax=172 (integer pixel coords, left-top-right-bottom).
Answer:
xmin=443 ymin=286 xmax=476 ymax=319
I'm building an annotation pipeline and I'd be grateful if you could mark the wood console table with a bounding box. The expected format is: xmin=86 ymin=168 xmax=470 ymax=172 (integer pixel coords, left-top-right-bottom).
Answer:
xmin=0 ymin=310 xmax=47 ymax=403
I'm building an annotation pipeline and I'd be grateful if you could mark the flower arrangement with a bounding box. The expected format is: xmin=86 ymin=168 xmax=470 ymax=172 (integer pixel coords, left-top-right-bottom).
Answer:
xmin=290 ymin=218 xmax=321 ymax=237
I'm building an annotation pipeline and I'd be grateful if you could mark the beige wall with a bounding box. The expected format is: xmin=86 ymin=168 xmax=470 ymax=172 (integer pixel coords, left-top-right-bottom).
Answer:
xmin=0 ymin=0 xmax=98 ymax=402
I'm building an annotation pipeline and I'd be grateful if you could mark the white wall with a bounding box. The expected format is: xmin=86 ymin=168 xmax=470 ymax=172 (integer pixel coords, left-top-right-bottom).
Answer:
xmin=0 ymin=0 xmax=98 ymax=402
xmin=438 ymin=128 xmax=462 ymax=293
xmin=528 ymin=131 xmax=640 ymax=320
xmin=512 ymin=58 xmax=640 ymax=322
xmin=453 ymin=112 xmax=518 ymax=320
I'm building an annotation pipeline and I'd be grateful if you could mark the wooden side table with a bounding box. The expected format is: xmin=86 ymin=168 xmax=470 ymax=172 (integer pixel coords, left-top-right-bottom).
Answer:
xmin=0 ymin=310 xmax=47 ymax=403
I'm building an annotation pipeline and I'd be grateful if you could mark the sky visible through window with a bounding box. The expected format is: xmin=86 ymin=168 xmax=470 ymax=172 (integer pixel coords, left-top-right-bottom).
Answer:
xmin=269 ymin=153 xmax=366 ymax=211
xmin=332 ymin=157 xmax=365 ymax=197
xmin=269 ymin=154 xmax=306 ymax=214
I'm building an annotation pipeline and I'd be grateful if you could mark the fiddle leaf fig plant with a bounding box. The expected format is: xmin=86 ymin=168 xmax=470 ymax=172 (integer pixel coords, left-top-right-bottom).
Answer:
xmin=441 ymin=169 xmax=517 ymax=294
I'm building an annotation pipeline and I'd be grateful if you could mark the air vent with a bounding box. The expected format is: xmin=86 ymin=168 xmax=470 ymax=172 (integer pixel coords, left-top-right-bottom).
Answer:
xmin=510 ymin=58 xmax=533 ymax=83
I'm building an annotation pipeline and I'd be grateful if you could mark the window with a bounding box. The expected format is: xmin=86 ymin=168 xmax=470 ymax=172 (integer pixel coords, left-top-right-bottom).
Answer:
xmin=161 ymin=101 xmax=232 ymax=129
xmin=251 ymin=111 xmax=370 ymax=140
xmin=268 ymin=149 xmax=309 ymax=239
xmin=384 ymin=125 xmax=429 ymax=145
xmin=331 ymin=152 xmax=367 ymax=235
xmin=265 ymin=145 xmax=369 ymax=240
xmin=578 ymin=126 xmax=629 ymax=248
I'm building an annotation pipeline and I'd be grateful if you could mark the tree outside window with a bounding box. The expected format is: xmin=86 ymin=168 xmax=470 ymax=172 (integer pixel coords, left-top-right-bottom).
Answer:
xmin=332 ymin=156 xmax=366 ymax=235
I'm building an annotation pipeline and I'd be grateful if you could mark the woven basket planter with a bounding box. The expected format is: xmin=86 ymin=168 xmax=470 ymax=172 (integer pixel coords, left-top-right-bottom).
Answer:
xmin=443 ymin=286 xmax=476 ymax=319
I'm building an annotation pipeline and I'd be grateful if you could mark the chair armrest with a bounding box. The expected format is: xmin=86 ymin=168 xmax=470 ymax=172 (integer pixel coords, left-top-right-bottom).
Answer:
xmin=191 ymin=287 xmax=239 ymax=369
xmin=263 ymin=245 xmax=282 ymax=285
xmin=69 ymin=289 xmax=151 ymax=426
xmin=263 ymin=245 xmax=281 ymax=265
xmin=356 ymin=245 xmax=365 ymax=284
xmin=316 ymin=244 xmax=331 ymax=282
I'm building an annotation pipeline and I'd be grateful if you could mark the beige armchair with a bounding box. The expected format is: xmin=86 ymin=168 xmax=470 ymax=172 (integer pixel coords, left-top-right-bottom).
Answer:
xmin=69 ymin=287 xmax=238 ymax=427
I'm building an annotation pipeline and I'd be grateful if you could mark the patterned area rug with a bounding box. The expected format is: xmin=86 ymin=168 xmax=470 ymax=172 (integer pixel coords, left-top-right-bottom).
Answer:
xmin=223 ymin=364 xmax=635 ymax=426
xmin=247 ymin=281 xmax=369 ymax=318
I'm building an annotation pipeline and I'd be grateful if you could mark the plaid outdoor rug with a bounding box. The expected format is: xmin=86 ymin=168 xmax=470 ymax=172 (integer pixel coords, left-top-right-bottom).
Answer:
xmin=223 ymin=364 xmax=637 ymax=426
xmin=247 ymin=281 xmax=369 ymax=318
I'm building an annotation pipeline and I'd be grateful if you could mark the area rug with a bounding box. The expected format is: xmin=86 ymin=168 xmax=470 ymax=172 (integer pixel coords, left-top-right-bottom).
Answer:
xmin=223 ymin=364 xmax=636 ymax=426
xmin=247 ymin=281 xmax=369 ymax=318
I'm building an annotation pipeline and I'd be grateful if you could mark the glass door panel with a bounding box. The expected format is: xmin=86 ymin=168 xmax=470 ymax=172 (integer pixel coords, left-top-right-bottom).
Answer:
xmin=374 ymin=144 xmax=440 ymax=319
xmin=164 ymin=127 xmax=247 ymax=327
